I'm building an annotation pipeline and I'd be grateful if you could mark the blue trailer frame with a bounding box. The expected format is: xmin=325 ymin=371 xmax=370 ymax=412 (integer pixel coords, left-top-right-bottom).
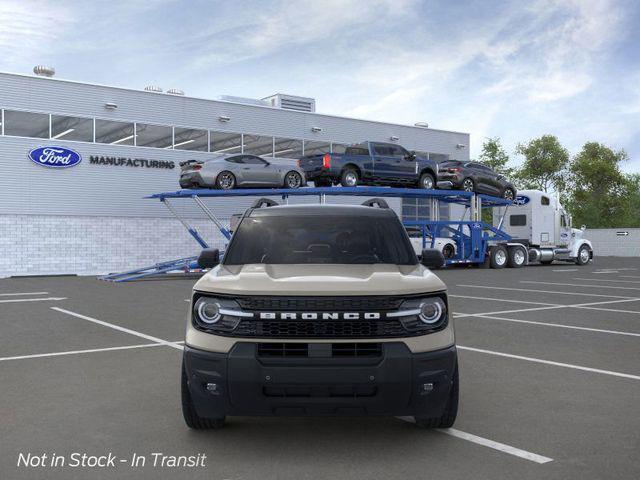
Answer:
xmin=101 ymin=186 xmax=512 ymax=281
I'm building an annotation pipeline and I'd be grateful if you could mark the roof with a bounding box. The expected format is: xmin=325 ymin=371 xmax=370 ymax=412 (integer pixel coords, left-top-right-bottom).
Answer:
xmin=248 ymin=204 xmax=395 ymax=218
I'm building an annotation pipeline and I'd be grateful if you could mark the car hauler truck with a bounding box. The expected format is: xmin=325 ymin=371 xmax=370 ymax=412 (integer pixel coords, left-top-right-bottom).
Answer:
xmin=491 ymin=189 xmax=593 ymax=267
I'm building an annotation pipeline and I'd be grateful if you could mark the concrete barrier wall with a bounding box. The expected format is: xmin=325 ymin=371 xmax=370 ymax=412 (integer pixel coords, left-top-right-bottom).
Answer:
xmin=584 ymin=228 xmax=640 ymax=257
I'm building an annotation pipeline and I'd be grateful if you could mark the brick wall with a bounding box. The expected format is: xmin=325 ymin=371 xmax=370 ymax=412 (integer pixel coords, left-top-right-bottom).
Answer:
xmin=0 ymin=215 xmax=231 ymax=278
xmin=583 ymin=228 xmax=640 ymax=257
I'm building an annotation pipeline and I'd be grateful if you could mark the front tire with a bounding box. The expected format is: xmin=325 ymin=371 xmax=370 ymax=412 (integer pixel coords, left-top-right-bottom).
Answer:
xmin=418 ymin=172 xmax=435 ymax=189
xmin=181 ymin=362 xmax=225 ymax=430
xmin=216 ymin=171 xmax=236 ymax=190
xmin=284 ymin=171 xmax=303 ymax=189
xmin=442 ymin=243 xmax=455 ymax=259
xmin=502 ymin=187 xmax=515 ymax=201
xmin=576 ymin=245 xmax=591 ymax=265
xmin=414 ymin=365 xmax=459 ymax=428
xmin=340 ymin=168 xmax=359 ymax=187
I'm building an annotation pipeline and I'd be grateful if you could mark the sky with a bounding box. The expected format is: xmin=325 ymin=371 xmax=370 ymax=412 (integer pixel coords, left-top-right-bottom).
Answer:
xmin=1 ymin=0 xmax=639 ymax=171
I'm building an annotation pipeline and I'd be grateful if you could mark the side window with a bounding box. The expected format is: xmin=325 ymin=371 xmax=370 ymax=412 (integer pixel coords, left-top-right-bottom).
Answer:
xmin=541 ymin=196 xmax=550 ymax=206
xmin=510 ymin=215 xmax=527 ymax=226
xmin=243 ymin=155 xmax=267 ymax=165
xmin=561 ymin=215 xmax=567 ymax=227
xmin=226 ymin=156 xmax=243 ymax=164
xmin=373 ymin=144 xmax=391 ymax=156
xmin=389 ymin=145 xmax=407 ymax=158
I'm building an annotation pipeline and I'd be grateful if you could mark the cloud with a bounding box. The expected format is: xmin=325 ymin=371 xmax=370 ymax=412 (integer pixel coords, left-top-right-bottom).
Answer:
xmin=0 ymin=0 xmax=74 ymax=69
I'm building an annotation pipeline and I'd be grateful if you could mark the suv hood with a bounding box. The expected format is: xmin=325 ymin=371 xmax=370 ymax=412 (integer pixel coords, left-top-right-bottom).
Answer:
xmin=194 ymin=264 xmax=446 ymax=296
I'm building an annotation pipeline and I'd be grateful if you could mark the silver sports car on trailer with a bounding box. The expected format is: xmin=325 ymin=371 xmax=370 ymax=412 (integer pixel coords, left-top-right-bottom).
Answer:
xmin=179 ymin=154 xmax=307 ymax=190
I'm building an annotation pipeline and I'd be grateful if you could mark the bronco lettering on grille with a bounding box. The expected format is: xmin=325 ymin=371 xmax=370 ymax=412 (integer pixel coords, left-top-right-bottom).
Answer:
xmin=258 ymin=312 xmax=382 ymax=320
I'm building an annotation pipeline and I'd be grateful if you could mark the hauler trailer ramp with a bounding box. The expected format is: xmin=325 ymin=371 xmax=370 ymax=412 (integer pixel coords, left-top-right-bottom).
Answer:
xmin=493 ymin=189 xmax=593 ymax=266
xmin=100 ymin=186 xmax=519 ymax=282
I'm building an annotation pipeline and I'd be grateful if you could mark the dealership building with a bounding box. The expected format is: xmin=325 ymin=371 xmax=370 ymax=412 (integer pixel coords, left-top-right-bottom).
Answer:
xmin=0 ymin=69 xmax=470 ymax=277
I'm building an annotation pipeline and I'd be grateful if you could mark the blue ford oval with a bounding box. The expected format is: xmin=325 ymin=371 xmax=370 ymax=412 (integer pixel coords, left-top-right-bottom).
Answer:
xmin=28 ymin=146 xmax=82 ymax=168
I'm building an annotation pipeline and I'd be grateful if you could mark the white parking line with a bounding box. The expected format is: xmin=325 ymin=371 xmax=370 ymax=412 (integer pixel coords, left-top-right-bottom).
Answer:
xmin=0 ymin=292 xmax=49 ymax=296
xmin=396 ymin=418 xmax=553 ymax=464
xmin=0 ymin=297 xmax=67 ymax=304
xmin=457 ymin=314 xmax=640 ymax=337
xmin=552 ymin=269 xmax=578 ymax=272
xmin=521 ymin=281 xmax=640 ymax=292
xmin=573 ymin=277 xmax=640 ymax=284
xmin=51 ymin=307 xmax=184 ymax=351
xmin=621 ymin=275 xmax=640 ymax=279
xmin=454 ymin=305 xmax=566 ymax=318
xmin=0 ymin=341 xmax=184 ymax=362
xmin=458 ymin=345 xmax=640 ymax=381
xmin=456 ymin=284 xmax=637 ymax=299
xmin=449 ymin=295 xmax=559 ymax=307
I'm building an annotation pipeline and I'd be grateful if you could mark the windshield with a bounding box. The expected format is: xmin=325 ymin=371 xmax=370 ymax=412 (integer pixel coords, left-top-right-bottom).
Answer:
xmin=223 ymin=215 xmax=417 ymax=265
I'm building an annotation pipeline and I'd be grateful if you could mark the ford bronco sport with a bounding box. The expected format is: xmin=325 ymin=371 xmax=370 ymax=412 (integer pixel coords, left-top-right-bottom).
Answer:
xmin=181 ymin=198 xmax=458 ymax=429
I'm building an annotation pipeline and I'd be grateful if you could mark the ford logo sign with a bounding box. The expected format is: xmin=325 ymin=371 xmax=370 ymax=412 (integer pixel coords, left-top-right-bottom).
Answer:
xmin=28 ymin=146 xmax=82 ymax=168
xmin=514 ymin=195 xmax=530 ymax=206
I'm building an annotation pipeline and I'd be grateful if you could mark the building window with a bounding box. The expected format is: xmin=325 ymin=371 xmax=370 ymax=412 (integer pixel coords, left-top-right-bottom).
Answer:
xmin=95 ymin=119 xmax=135 ymax=145
xmin=274 ymin=137 xmax=303 ymax=158
xmin=210 ymin=131 xmax=242 ymax=154
xmin=51 ymin=115 xmax=93 ymax=142
xmin=303 ymin=140 xmax=331 ymax=156
xmin=243 ymin=134 xmax=274 ymax=156
xmin=135 ymin=123 xmax=172 ymax=149
xmin=173 ymin=127 xmax=208 ymax=151
xmin=3 ymin=110 xmax=49 ymax=138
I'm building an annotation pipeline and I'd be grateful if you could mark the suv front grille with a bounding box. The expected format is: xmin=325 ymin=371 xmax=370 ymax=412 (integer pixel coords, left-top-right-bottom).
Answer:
xmin=235 ymin=296 xmax=405 ymax=311
xmin=234 ymin=320 xmax=407 ymax=338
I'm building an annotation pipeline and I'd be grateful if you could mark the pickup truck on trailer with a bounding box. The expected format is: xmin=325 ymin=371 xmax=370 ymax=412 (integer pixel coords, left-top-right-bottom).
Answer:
xmin=181 ymin=199 xmax=457 ymax=429
xmin=299 ymin=141 xmax=439 ymax=189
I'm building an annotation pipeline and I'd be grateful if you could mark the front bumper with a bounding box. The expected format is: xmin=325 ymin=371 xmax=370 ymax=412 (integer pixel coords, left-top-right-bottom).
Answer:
xmin=183 ymin=342 xmax=456 ymax=418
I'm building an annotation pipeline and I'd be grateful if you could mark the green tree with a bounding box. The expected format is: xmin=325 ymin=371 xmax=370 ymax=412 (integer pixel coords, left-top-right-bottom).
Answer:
xmin=566 ymin=142 xmax=633 ymax=228
xmin=515 ymin=135 xmax=569 ymax=192
xmin=478 ymin=137 xmax=514 ymax=177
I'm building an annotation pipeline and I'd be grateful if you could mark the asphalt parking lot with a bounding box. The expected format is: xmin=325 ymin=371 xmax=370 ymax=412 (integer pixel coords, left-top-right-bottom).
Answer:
xmin=1 ymin=258 xmax=639 ymax=480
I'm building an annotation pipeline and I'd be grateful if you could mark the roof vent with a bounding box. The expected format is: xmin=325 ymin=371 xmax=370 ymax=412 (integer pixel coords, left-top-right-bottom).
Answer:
xmin=144 ymin=85 xmax=163 ymax=93
xmin=262 ymin=94 xmax=316 ymax=112
xmin=414 ymin=122 xmax=429 ymax=128
xmin=167 ymin=88 xmax=185 ymax=96
xmin=33 ymin=65 xmax=55 ymax=77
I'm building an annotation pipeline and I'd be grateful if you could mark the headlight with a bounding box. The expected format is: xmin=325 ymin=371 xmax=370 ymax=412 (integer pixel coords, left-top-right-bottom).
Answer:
xmin=396 ymin=295 xmax=448 ymax=332
xmin=419 ymin=297 xmax=445 ymax=324
xmin=195 ymin=298 xmax=221 ymax=324
xmin=192 ymin=295 xmax=246 ymax=332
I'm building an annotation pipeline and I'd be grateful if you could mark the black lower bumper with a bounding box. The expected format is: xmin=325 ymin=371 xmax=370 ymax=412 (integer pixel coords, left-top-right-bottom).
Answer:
xmin=183 ymin=343 xmax=457 ymax=418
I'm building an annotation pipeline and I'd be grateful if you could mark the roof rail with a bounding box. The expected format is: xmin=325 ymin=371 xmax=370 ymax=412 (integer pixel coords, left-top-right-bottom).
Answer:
xmin=251 ymin=198 xmax=279 ymax=209
xmin=361 ymin=198 xmax=389 ymax=209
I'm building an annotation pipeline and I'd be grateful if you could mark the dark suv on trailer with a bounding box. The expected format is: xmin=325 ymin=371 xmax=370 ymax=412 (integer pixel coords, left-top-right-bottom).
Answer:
xmin=181 ymin=200 xmax=458 ymax=429
xmin=437 ymin=160 xmax=516 ymax=199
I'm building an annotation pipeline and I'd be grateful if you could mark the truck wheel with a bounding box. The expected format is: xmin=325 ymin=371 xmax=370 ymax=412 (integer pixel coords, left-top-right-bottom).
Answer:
xmin=576 ymin=245 xmax=591 ymax=265
xmin=419 ymin=172 xmax=435 ymax=189
xmin=489 ymin=245 xmax=508 ymax=269
xmin=502 ymin=187 xmax=515 ymax=201
xmin=340 ymin=168 xmax=359 ymax=187
xmin=216 ymin=171 xmax=236 ymax=190
xmin=414 ymin=365 xmax=458 ymax=428
xmin=181 ymin=362 xmax=225 ymax=430
xmin=507 ymin=246 xmax=526 ymax=268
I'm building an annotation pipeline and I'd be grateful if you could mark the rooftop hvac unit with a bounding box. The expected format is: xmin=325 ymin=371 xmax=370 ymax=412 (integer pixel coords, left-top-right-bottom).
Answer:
xmin=144 ymin=85 xmax=163 ymax=93
xmin=219 ymin=95 xmax=270 ymax=107
xmin=167 ymin=88 xmax=185 ymax=96
xmin=33 ymin=65 xmax=55 ymax=77
xmin=262 ymin=94 xmax=316 ymax=113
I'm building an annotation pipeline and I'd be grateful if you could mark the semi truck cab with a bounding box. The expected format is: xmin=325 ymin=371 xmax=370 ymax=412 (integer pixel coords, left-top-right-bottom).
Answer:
xmin=496 ymin=189 xmax=593 ymax=265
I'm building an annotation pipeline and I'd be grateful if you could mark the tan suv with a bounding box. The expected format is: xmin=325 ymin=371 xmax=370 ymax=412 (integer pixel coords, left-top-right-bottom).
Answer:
xmin=181 ymin=199 xmax=458 ymax=429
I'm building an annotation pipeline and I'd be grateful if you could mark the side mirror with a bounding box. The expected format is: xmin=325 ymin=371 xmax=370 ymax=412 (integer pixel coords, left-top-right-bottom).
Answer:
xmin=421 ymin=249 xmax=445 ymax=269
xmin=581 ymin=225 xmax=586 ymax=231
xmin=197 ymin=248 xmax=220 ymax=269
xmin=405 ymin=151 xmax=416 ymax=161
